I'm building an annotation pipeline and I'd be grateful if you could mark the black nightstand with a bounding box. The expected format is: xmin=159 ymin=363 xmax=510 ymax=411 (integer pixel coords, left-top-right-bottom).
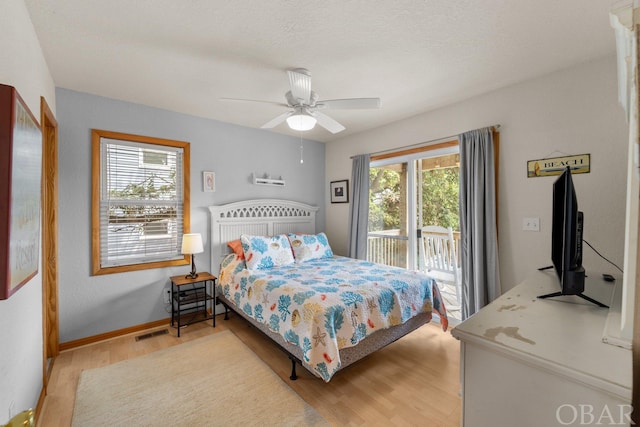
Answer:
xmin=169 ymin=272 xmax=217 ymax=337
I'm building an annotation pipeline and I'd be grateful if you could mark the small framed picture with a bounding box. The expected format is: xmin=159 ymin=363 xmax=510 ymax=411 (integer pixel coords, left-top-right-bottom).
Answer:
xmin=203 ymin=171 xmax=215 ymax=192
xmin=330 ymin=180 xmax=349 ymax=203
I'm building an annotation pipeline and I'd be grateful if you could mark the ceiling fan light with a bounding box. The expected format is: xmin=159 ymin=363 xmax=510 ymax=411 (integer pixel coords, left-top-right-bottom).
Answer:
xmin=286 ymin=113 xmax=317 ymax=131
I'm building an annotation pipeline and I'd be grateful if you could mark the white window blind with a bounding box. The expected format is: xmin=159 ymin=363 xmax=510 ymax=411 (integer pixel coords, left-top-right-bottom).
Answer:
xmin=100 ymin=138 xmax=184 ymax=268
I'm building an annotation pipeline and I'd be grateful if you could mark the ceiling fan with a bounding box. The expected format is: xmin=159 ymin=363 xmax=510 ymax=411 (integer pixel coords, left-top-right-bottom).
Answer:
xmin=222 ymin=68 xmax=381 ymax=134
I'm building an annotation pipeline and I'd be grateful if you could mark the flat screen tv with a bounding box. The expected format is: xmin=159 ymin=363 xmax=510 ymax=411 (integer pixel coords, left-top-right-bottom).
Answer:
xmin=537 ymin=166 xmax=608 ymax=307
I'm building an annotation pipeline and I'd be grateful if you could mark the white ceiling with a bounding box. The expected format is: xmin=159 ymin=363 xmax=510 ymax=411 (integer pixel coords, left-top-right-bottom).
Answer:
xmin=25 ymin=0 xmax=622 ymax=142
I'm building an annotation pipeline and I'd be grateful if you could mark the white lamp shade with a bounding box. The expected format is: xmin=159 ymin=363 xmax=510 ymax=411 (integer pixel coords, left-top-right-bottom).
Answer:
xmin=286 ymin=113 xmax=317 ymax=131
xmin=181 ymin=233 xmax=204 ymax=254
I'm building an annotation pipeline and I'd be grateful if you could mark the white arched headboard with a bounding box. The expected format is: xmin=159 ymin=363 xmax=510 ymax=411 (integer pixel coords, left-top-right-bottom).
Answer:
xmin=208 ymin=199 xmax=318 ymax=274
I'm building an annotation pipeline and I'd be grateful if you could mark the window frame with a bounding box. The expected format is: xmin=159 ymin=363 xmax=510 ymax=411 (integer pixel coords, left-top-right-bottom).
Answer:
xmin=91 ymin=129 xmax=191 ymax=276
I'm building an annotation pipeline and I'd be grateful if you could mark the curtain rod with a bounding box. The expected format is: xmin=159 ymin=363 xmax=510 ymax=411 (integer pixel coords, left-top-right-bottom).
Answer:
xmin=350 ymin=124 xmax=500 ymax=159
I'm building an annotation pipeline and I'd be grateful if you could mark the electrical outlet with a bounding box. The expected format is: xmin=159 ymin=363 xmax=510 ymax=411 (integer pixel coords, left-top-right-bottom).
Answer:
xmin=523 ymin=217 xmax=540 ymax=232
xmin=164 ymin=288 xmax=171 ymax=304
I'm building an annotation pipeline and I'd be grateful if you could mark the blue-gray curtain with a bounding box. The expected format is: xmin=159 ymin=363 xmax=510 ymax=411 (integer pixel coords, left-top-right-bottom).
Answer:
xmin=459 ymin=128 xmax=501 ymax=319
xmin=347 ymin=154 xmax=370 ymax=259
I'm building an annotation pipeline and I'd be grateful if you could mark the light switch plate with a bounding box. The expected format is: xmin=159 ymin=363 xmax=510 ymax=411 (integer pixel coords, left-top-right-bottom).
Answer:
xmin=523 ymin=217 xmax=540 ymax=232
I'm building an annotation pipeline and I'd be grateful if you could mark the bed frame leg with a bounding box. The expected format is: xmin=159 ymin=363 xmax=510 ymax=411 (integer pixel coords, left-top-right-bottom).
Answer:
xmin=289 ymin=356 xmax=298 ymax=381
xmin=220 ymin=302 xmax=229 ymax=320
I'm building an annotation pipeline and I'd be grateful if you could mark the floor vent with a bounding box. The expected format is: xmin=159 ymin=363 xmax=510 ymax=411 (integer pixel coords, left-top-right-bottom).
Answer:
xmin=135 ymin=329 xmax=169 ymax=341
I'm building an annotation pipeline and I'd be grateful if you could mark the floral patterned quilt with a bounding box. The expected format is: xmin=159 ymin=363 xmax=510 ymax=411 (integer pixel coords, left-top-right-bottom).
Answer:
xmin=217 ymin=254 xmax=448 ymax=381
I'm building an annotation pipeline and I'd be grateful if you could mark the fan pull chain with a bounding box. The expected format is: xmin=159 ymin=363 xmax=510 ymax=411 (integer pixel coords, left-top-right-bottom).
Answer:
xmin=299 ymin=135 xmax=304 ymax=164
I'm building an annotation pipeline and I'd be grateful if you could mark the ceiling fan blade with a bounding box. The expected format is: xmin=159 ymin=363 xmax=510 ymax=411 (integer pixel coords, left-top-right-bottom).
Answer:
xmin=317 ymin=98 xmax=381 ymax=110
xmin=313 ymin=111 xmax=346 ymax=134
xmin=287 ymin=68 xmax=312 ymax=105
xmin=261 ymin=111 xmax=291 ymax=129
xmin=220 ymin=97 xmax=288 ymax=108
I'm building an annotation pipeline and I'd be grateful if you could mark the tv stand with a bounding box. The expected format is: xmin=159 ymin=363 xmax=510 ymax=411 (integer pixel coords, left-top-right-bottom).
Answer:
xmin=451 ymin=272 xmax=630 ymax=426
xmin=537 ymin=291 xmax=609 ymax=308
xmin=536 ymin=267 xmax=608 ymax=307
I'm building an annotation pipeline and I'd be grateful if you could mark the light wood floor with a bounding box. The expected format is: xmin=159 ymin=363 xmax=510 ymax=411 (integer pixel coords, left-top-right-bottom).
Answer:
xmin=38 ymin=314 xmax=462 ymax=427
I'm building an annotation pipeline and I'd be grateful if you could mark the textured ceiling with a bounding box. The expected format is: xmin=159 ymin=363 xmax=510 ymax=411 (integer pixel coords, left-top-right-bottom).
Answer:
xmin=25 ymin=0 xmax=622 ymax=142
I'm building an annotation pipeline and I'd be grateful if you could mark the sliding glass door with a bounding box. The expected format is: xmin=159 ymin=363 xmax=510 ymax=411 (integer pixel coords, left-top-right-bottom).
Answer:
xmin=417 ymin=153 xmax=461 ymax=260
xmin=368 ymin=160 xmax=412 ymax=268
xmin=367 ymin=145 xmax=460 ymax=271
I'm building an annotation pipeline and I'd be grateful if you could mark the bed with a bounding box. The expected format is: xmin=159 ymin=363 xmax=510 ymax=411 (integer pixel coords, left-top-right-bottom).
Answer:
xmin=209 ymin=199 xmax=448 ymax=382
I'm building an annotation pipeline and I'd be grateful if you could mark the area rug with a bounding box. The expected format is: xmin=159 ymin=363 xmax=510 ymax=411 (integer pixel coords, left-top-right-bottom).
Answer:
xmin=72 ymin=330 xmax=329 ymax=426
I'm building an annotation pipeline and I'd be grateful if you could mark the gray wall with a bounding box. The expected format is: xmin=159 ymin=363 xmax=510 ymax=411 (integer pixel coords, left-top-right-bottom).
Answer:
xmin=56 ymin=88 xmax=325 ymax=343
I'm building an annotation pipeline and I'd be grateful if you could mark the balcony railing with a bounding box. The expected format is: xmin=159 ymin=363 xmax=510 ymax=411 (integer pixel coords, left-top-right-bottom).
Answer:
xmin=367 ymin=231 xmax=408 ymax=268
xmin=367 ymin=229 xmax=461 ymax=269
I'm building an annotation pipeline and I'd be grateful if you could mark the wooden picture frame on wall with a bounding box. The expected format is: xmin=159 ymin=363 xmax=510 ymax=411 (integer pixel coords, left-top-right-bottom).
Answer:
xmin=0 ymin=84 xmax=42 ymax=300
xmin=330 ymin=180 xmax=349 ymax=203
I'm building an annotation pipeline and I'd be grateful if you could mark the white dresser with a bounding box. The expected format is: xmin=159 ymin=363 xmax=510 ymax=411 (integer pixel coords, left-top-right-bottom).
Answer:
xmin=451 ymin=272 xmax=632 ymax=427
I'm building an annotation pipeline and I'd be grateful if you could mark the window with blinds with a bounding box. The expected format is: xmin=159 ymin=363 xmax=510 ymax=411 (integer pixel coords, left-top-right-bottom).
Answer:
xmin=91 ymin=130 xmax=190 ymax=275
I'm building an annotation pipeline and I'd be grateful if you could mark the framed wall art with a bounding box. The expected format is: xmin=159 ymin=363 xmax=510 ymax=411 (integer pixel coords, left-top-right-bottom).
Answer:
xmin=203 ymin=171 xmax=215 ymax=192
xmin=0 ymin=84 xmax=42 ymax=300
xmin=330 ymin=180 xmax=349 ymax=203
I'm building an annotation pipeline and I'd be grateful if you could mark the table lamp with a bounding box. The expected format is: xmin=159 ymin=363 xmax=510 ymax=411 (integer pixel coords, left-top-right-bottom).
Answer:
xmin=181 ymin=233 xmax=204 ymax=279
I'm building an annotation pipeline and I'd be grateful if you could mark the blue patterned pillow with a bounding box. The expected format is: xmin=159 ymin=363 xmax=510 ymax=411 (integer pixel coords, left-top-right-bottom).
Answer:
xmin=287 ymin=232 xmax=334 ymax=263
xmin=240 ymin=234 xmax=295 ymax=270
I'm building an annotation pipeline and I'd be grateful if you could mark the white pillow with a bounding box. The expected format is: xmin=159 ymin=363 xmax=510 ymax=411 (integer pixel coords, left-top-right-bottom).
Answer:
xmin=287 ymin=232 xmax=334 ymax=263
xmin=240 ymin=234 xmax=295 ymax=270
